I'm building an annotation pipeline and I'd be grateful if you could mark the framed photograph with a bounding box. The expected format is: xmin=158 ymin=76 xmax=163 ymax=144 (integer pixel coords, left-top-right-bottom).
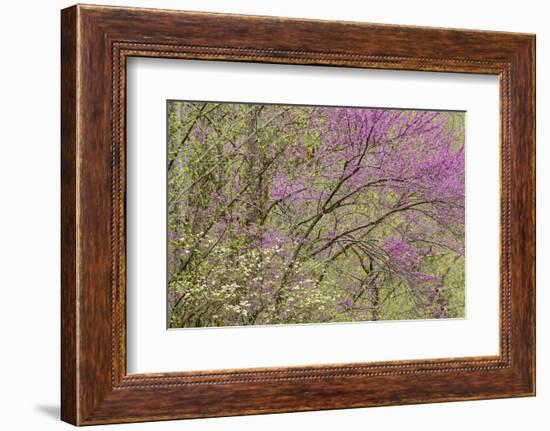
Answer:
xmin=61 ymin=4 xmax=535 ymax=425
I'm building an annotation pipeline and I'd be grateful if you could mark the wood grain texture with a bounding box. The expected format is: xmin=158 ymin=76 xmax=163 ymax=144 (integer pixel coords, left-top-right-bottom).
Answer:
xmin=60 ymin=5 xmax=78 ymax=425
xmin=60 ymin=4 xmax=535 ymax=425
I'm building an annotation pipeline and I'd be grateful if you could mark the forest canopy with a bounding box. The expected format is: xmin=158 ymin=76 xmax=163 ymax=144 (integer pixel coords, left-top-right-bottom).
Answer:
xmin=167 ymin=101 xmax=465 ymax=328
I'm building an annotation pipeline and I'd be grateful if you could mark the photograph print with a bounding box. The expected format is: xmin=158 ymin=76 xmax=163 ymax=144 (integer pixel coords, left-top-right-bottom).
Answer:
xmin=167 ymin=101 xmax=466 ymax=329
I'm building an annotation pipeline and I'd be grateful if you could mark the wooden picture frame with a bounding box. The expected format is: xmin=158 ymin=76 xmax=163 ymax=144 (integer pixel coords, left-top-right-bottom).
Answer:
xmin=61 ymin=4 xmax=535 ymax=425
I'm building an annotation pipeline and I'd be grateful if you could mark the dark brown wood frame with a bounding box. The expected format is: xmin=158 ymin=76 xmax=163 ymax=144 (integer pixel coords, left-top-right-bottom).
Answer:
xmin=61 ymin=4 xmax=536 ymax=426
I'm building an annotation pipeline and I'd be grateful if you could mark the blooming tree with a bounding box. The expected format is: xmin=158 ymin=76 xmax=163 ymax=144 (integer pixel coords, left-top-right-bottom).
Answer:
xmin=167 ymin=101 xmax=465 ymax=327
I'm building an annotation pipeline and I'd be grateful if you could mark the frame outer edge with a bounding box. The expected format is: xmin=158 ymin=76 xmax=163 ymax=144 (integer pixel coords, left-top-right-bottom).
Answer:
xmin=506 ymin=34 xmax=536 ymax=396
xmin=526 ymin=35 xmax=536 ymax=395
xmin=531 ymin=34 xmax=536 ymax=396
xmin=61 ymin=4 xmax=80 ymax=426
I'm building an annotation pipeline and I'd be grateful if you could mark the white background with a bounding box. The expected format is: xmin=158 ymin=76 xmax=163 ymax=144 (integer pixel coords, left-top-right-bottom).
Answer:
xmin=0 ymin=0 xmax=547 ymax=430
xmin=127 ymin=59 xmax=499 ymax=373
